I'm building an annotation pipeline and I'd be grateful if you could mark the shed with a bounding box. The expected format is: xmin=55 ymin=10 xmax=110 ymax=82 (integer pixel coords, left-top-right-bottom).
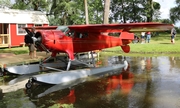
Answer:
xmin=0 ymin=9 xmax=49 ymax=48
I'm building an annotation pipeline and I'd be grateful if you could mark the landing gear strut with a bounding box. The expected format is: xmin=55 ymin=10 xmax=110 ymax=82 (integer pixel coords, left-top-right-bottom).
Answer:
xmin=0 ymin=67 xmax=6 ymax=77
xmin=25 ymin=77 xmax=37 ymax=89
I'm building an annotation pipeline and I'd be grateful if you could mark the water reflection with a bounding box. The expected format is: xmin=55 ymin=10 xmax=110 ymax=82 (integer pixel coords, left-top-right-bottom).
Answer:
xmin=1 ymin=56 xmax=180 ymax=108
xmin=24 ymin=62 xmax=134 ymax=108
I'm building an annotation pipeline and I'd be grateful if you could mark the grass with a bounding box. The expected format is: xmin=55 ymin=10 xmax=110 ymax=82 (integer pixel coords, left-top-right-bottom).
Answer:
xmin=102 ymin=33 xmax=180 ymax=57
xmin=104 ymin=32 xmax=180 ymax=52
xmin=131 ymin=40 xmax=180 ymax=53
xmin=0 ymin=47 xmax=29 ymax=55
xmin=104 ymin=39 xmax=180 ymax=53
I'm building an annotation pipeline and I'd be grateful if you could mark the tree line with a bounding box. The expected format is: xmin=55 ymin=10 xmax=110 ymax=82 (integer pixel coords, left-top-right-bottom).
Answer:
xmin=0 ymin=0 xmax=179 ymax=27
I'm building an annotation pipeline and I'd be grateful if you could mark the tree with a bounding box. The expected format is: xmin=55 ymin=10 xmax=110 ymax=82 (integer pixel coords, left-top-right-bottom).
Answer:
xmin=84 ymin=0 xmax=89 ymax=24
xmin=10 ymin=0 xmax=163 ymax=25
xmin=110 ymin=0 xmax=145 ymax=23
xmin=0 ymin=0 xmax=12 ymax=8
xmin=143 ymin=0 xmax=160 ymax=22
xmin=12 ymin=0 xmax=50 ymax=11
xmin=49 ymin=0 xmax=84 ymax=25
xmin=152 ymin=2 xmax=161 ymax=21
xmin=169 ymin=0 xmax=180 ymax=24
xmin=103 ymin=0 xmax=110 ymax=24
xmin=88 ymin=0 xmax=104 ymax=24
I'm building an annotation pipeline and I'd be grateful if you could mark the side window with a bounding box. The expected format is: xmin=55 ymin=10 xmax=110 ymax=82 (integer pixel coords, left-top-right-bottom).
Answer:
xmin=66 ymin=30 xmax=75 ymax=37
xmin=17 ymin=24 xmax=27 ymax=35
xmin=76 ymin=32 xmax=88 ymax=38
xmin=34 ymin=24 xmax=42 ymax=27
xmin=108 ymin=32 xmax=121 ymax=37
xmin=76 ymin=32 xmax=81 ymax=38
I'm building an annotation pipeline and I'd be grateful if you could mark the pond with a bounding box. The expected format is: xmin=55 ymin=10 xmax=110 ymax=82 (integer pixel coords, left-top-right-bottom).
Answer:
xmin=0 ymin=55 xmax=180 ymax=108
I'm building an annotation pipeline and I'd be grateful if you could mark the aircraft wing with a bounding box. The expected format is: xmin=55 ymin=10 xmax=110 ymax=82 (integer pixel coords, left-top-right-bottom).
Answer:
xmin=23 ymin=26 xmax=58 ymax=30
xmin=67 ymin=22 xmax=173 ymax=33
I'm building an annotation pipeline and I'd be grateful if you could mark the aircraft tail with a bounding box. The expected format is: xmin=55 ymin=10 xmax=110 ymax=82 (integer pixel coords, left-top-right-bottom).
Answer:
xmin=119 ymin=31 xmax=133 ymax=53
xmin=121 ymin=45 xmax=130 ymax=53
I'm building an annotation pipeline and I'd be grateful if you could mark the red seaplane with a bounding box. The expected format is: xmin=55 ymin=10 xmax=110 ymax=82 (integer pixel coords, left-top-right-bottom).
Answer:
xmin=24 ymin=22 xmax=173 ymax=70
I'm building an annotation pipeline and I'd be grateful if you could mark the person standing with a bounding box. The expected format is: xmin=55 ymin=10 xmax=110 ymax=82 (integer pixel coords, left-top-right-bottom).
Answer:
xmin=171 ymin=25 xmax=176 ymax=44
xmin=146 ymin=31 xmax=151 ymax=43
xmin=141 ymin=32 xmax=145 ymax=44
xmin=29 ymin=27 xmax=37 ymax=58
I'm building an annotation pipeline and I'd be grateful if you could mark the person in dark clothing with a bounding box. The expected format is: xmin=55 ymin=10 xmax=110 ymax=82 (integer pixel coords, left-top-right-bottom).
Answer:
xmin=24 ymin=27 xmax=37 ymax=58
xmin=171 ymin=25 xmax=176 ymax=44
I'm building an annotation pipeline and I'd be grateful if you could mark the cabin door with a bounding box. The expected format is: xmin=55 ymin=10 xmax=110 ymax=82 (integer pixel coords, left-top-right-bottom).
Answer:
xmin=0 ymin=23 xmax=9 ymax=46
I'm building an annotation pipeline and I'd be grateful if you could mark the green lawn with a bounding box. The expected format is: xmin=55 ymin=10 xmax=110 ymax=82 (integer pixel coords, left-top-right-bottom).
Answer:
xmin=102 ymin=33 xmax=180 ymax=57
xmin=104 ymin=36 xmax=180 ymax=53
xmin=130 ymin=40 xmax=180 ymax=53
xmin=0 ymin=47 xmax=29 ymax=54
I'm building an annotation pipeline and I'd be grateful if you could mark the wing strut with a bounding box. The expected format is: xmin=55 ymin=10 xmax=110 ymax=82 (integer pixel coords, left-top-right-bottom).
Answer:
xmin=66 ymin=51 xmax=97 ymax=71
xmin=90 ymin=51 xmax=96 ymax=67
xmin=66 ymin=60 xmax=72 ymax=71
xmin=36 ymin=42 xmax=50 ymax=53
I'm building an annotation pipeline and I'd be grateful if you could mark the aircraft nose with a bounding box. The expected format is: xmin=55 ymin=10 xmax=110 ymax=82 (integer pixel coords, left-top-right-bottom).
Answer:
xmin=34 ymin=32 xmax=42 ymax=44
xmin=33 ymin=32 xmax=49 ymax=53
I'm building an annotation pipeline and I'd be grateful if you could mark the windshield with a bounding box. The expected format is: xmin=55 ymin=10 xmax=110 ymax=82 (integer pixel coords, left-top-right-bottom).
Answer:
xmin=56 ymin=26 xmax=69 ymax=33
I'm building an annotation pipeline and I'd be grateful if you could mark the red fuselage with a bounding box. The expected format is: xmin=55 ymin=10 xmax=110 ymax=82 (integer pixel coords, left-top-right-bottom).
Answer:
xmin=35 ymin=29 xmax=134 ymax=60
xmin=25 ymin=23 xmax=173 ymax=60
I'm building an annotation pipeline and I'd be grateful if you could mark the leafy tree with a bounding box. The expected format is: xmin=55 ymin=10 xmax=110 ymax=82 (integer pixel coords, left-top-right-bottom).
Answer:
xmin=109 ymin=0 xmax=161 ymax=23
xmin=160 ymin=19 xmax=173 ymax=24
xmin=12 ymin=0 xmax=50 ymax=11
xmin=143 ymin=0 xmax=161 ymax=22
xmin=48 ymin=0 xmax=104 ymax=25
xmin=49 ymin=0 xmax=83 ymax=25
xmin=126 ymin=0 xmax=145 ymax=22
xmin=11 ymin=0 xmax=28 ymax=10
xmin=0 ymin=0 xmax=12 ymax=8
xmin=10 ymin=0 xmax=163 ymax=25
xmin=88 ymin=0 xmax=104 ymax=24
xmin=152 ymin=1 xmax=161 ymax=20
xmin=110 ymin=0 xmax=147 ymax=23
xmin=169 ymin=0 xmax=180 ymax=24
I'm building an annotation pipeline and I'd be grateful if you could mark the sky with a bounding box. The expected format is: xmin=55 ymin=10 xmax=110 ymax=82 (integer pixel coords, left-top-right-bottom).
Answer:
xmin=154 ymin=0 xmax=180 ymax=26
xmin=154 ymin=0 xmax=176 ymax=19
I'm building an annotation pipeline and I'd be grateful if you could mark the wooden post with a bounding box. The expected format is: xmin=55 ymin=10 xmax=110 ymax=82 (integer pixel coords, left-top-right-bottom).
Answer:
xmin=103 ymin=0 xmax=110 ymax=24
xmin=84 ymin=0 xmax=89 ymax=24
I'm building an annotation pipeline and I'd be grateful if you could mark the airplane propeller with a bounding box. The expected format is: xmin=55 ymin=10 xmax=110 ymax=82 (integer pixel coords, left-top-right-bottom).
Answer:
xmin=24 ymin=28 xmax=36 ymax=44
xmin=24 ymin=28 xmax=49 ymax=53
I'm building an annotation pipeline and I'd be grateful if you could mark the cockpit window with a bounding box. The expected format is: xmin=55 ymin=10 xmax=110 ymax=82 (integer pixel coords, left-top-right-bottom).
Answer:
xmin=56 ymin=26 xmax=74 ymax=37
xmin=56 ymin=26 xmax=69 ymax=33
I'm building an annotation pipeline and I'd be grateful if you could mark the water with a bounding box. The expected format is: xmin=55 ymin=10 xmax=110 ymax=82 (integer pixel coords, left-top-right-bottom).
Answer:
xmin=1 ymin=55 xmax=180 ymax=108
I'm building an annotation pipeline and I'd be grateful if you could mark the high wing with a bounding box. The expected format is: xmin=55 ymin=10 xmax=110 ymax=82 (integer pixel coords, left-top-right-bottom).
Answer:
xmin=67 ymin=22 xmax=173 ymax=33
xmin=23 ymin=22 xmax=173 ymax=33
xmin=23 ymin=26 xmax=58 ymax=30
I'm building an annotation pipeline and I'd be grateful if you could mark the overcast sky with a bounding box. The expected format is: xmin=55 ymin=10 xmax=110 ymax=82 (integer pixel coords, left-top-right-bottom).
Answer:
xmin=154 ymin=0 xmax=180 ymax=26
xmin=154 ymin=0 xmax=176 ymax=19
